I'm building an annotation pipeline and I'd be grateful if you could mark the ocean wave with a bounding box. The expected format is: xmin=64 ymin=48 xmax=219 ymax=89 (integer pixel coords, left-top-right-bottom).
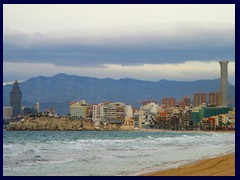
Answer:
xmin=3 ymin=131 xmax=235 ymax=176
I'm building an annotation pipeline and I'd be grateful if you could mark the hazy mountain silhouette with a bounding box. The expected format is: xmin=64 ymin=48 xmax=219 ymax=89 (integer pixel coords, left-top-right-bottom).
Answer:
xmin=3 ymin=73 xmax=235 ymax=115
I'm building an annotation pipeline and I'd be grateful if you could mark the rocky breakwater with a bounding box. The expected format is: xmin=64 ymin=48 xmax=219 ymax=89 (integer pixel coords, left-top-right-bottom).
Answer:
xmin=7 ymin=116 xmax=122 ymax=131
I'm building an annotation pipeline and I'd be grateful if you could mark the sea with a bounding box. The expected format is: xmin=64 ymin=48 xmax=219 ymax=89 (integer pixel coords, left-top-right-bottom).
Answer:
xmin=3 ymin=130 xmax=235 ymax=176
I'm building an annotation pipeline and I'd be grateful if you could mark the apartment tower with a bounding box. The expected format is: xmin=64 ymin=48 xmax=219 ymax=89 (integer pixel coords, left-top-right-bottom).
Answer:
xmin=209 ymin=92 xmax=221 ymax=106
xmin=219 ymin=61 xmax=229 ymax=107
xmin=194 ymin=93 xmax=206 ymax=107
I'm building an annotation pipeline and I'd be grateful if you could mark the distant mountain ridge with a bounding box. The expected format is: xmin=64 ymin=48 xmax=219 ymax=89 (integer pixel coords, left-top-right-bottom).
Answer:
xmin=3 ymin=73 xmax=235 ymax=115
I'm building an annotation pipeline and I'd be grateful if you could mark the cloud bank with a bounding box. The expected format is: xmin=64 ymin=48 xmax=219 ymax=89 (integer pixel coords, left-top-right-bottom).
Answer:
xmin=3 ymin=4 xmax=235 ymax=84
xmin=3 ymin=22 xmax=235 ymax=67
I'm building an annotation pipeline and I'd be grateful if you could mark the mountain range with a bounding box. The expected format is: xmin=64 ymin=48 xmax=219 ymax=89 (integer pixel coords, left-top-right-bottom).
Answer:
xmin=3 ymin=73 xmax=235 ymax=115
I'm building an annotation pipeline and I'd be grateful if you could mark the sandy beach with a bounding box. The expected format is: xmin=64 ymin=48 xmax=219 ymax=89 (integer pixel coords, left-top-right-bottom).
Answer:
xmin=141 ymin=153 xmax=235 ymax=176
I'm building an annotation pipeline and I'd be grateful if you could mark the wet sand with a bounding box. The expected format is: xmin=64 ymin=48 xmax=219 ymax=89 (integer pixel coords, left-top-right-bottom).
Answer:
xmin=141 ymin=153 xmax=235 ymax=176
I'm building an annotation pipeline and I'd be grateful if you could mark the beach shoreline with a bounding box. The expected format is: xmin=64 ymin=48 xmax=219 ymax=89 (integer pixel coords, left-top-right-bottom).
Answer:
xmin=140 ymin=153 xmax=235 ymax=176
xmin=133 ymin=128 xmax=235 ymax=134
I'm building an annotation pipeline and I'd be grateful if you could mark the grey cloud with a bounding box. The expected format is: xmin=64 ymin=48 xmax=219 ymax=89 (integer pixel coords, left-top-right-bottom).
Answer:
xmin=3 ymin=22 xmax=235 ymax=66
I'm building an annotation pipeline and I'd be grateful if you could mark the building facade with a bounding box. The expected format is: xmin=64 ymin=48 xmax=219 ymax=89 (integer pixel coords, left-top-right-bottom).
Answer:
xmin=70 ymin=100 xmax=89 ymax=119
xmin=161 ymin=98 xmax=176 ymax=107
xmin=200 ymin=107 xmax=232 ymax=119
xmin=141 ymin=113 xmax=156 ymax=129
xmin=219 ymin=61 xmax=229 ymax=107
xmin=179 ymin=97 xmax=191 ymax=109
xmin=209 ymin=92 xmax=221 ymax=106
xmin=125 ymin=105 xmax=133 ymax=120
xmin=107 ymin=102 xmax=126 ymax=124
xmin=182 ymin=109 xmax=194 ymax=129
xmin=3 ymin=106 xmax=13 ymax=120
xmin=194 ymin=93 xmax=206 ymax=107
xmin=10 ymin=80 xmax=22 ymax=117
xmin=140 ymin=102 xmax=159 ymax=114
xmin=92 ymin=102 xmax=132 ymax=124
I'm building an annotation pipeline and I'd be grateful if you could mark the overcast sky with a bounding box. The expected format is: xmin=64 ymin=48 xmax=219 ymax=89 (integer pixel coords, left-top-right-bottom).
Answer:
xmin=3 ymin=4 xmax=235 ymax=85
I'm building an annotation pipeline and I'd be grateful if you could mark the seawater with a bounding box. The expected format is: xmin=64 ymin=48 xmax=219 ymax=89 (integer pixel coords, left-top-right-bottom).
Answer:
xmin=3 ymin=131 xmax=235 ymax=176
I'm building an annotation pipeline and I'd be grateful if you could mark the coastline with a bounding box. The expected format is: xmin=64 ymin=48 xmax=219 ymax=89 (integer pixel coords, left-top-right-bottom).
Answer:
xmin=133 ymin=128 xmax=235 ymax=134
xmin=4 ymin=130 xmax=234 ymax=176
xmin=140 ymin=153 xmax=235 ymax=176
xmin=6 ymin=116 xmax=235 ymax=133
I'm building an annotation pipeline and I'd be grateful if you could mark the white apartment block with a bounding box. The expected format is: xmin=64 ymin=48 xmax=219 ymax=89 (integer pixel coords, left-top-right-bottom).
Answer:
xmin=125 ymin=105 xmax=133 ymax=120
xmin=107 ymin=102 xmax=125 ymax=121
xmin=3 ymin=106 xmax=13 ymax=120
xmin=92 ymin=103 xmax=109 ymax=122
xmin=70 ymin=100 xmax=89 ymax=119
xmin=140 ymin=102 xmax=159 ymax=114
xmin=133 ymin=110 xmax=143 ymax=129
xmin=92 ymin=102 xmax=129 ymax=123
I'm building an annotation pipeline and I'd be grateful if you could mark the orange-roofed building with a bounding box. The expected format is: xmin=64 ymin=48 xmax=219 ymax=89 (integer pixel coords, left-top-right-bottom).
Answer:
xmin=156 ymin=110 xmax=171 ymax=122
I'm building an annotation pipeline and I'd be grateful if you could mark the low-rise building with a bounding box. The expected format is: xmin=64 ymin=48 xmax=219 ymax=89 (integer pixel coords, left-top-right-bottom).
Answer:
xmin=3 ymin=106 xmax=13 ymax=120
xmin=226 ymin=110 xmax=235 ymax=128
xmin=22 ymin=106 xmax=37 ymax=116
xmin=200 ymin=107 xmax=232 ymax=119
xmin=193 ymin=106 xmax=232 ymax=126
xmin=121 ymin=118 xmax=134 ymax=130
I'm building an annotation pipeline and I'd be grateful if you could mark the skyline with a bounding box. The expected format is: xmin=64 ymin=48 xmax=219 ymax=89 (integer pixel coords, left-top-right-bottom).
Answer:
xmin=3 ymin=4 xmax=235 ymax=85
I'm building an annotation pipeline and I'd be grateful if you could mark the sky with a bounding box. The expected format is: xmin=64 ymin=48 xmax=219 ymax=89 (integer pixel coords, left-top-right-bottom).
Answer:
xmin=3 ymin=4 xmax=235 ymax=85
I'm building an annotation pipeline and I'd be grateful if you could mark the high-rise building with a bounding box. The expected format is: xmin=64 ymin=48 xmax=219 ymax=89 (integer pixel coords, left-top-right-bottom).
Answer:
xmin=209 ymin=92 xmax=221 ymax=106
xmin=183 ymin=97 xmax=191 ymax=107
xmin=179 ymin=97 xmax=191 ymax=108
xmin=161 ymin=98 xmax=176 ymax=107
xmin=219 ymin=61 xmax=229 ymax=107
xmin=10 ymin=80 xmax=22 ymax=117
xmin=194 ymin=93 xmax=206 ymax=107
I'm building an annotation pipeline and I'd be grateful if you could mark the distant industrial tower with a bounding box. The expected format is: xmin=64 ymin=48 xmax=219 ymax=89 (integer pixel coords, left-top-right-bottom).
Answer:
xmin=10 ymin=80 xmax=22 ymax=117
xmin=219 ymin=61 xmax=229 ymax=107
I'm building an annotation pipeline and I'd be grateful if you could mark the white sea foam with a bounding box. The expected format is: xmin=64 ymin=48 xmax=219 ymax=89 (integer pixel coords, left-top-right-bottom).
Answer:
xmin=3 ymin=131 xmax=235 ymax=176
